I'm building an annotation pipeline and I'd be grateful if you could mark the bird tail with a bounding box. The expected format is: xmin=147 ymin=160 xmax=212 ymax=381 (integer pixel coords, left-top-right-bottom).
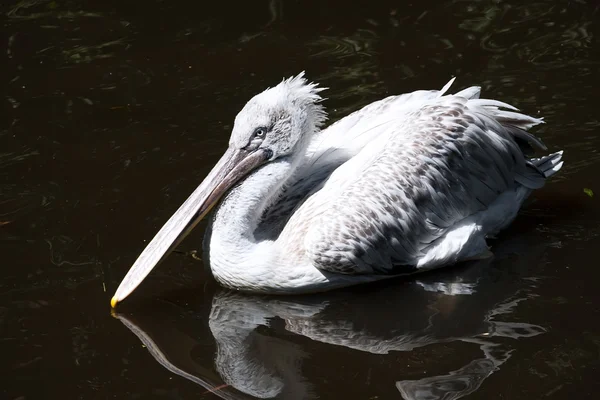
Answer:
xmin=440 ymin=77 xmax=564 ymax=183
xmin=515 ymin=150 xmax=564 ymax=189
xmin=530 ymin=150 xmax=564 ymax=179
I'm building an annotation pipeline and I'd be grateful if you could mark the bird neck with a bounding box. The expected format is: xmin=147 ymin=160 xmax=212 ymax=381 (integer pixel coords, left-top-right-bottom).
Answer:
xmin=207 ymin=157 xmax=298 ymax=289
xmin=215 ymin=157 xmax=295 ymax=241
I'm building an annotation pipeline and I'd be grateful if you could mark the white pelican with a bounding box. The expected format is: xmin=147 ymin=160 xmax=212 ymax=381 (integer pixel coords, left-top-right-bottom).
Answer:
xmin=111 ymin=72 xmax=563 ymax=306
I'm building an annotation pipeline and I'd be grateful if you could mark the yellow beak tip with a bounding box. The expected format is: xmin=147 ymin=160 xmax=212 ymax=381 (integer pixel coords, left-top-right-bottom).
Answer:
xmin=111 ymin=297 xmax=118 ymax=308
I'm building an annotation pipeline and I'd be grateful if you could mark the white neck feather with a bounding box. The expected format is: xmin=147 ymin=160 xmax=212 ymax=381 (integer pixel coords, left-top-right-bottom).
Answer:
xmin=212 ymin=158 xmax=292 ymax=247
xmin=207 ymin=158 xmax=313 ymax=292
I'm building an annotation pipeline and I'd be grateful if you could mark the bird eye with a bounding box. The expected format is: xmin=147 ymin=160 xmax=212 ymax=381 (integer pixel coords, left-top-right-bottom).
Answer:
xmin=253 ymin=127 xmax=267 ymax=139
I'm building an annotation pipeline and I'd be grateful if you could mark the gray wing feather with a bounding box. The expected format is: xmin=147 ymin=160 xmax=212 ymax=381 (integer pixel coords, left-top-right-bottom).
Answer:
xmin=303 ymin=93 xmax=549 ymax=275
xmin=268 ymin=83 xmax=461 ymax=245
xmin=256 ymin=162 xmax=340 ymax=240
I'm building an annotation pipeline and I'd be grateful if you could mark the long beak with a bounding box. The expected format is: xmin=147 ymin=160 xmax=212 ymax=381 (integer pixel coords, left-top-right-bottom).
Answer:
xmin=111 ymin=146 xmax=271 ymax=307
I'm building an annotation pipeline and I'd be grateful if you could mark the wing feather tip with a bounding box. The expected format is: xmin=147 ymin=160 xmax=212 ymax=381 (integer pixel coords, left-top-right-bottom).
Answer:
xmin=438 ymin=77 xmax=457 ymax=97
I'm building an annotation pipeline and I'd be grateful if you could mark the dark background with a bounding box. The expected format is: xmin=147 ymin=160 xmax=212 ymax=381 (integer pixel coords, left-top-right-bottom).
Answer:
xmin=1 ymin=1 xmax=599 ymax=399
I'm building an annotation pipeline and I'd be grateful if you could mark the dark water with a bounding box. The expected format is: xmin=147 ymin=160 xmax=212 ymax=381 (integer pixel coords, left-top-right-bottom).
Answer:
xmin=2 ymin=0 xmax=599 ymax=398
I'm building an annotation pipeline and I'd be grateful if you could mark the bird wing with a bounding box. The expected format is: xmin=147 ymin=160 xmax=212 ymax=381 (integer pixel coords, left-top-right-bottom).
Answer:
xmin=261 ymin=80 xmax=461 ymax=240
xmin=277 ymin=81 xmax=546 ymax=275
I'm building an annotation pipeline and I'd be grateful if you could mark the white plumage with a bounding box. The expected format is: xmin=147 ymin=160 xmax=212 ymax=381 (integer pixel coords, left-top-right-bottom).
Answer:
xmin=111 ymin=72 xmax=563 ymax=303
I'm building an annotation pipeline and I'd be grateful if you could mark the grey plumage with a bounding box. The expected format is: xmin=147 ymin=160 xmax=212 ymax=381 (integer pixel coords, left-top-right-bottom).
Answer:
xmin=276 ymin=82 xmax=562 ymax=277
xmin=112 ymin=73 xmax=564 ymax=300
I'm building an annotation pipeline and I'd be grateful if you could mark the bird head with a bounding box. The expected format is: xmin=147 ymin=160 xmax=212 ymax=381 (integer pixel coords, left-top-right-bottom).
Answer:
xmin=111 ymin=72 xmax=326 ymax=307
xmin=230 ymin=72 xmax=327 ymax=160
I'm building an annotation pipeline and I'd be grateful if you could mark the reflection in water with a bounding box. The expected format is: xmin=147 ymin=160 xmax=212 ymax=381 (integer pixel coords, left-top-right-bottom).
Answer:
xmin=396 ymin=341 xmax=509 ymax=400
xmin=115 ymin=233 xmax=547 ymax=399
xmin=209 ymin=294 xmax=320 ymax=399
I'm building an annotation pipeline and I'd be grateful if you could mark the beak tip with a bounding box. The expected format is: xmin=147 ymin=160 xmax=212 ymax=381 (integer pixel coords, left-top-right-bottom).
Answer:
xmin=111 ymin=296 xmax=119 ymax=308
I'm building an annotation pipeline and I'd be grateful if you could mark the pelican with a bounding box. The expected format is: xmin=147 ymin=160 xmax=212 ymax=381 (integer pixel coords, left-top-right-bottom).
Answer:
xmin=111 ymin=72 xmax=563 ymax=306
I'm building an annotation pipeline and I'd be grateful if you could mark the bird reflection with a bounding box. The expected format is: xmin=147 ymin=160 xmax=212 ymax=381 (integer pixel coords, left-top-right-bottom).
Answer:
xmin=114 ymin=231 xmax=547 ymax=400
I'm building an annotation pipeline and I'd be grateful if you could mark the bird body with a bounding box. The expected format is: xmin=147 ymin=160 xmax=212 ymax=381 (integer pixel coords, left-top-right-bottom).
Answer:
xmin=111 ymin=73 xmax=563 ymax=304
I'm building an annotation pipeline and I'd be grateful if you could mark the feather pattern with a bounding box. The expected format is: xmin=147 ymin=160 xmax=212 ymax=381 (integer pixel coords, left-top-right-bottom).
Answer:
xmin=261 ymin=82 xmax=467 ymax=240
xmin=112 ymin=73 xmax=564 ymax=301
xmin=276 ymin=81 xmax=559 ymax=276
xmin=203 ymin=74 xmax=563 ymax=292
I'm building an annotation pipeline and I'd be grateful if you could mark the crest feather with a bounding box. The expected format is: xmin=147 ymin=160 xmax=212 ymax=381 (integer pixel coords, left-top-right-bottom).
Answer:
xmin=277 ymin=71 xmax=328 ymax=128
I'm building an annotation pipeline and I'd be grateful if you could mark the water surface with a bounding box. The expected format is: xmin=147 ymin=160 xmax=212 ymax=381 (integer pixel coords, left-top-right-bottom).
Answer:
xmin=2 ymin=0 xmax=599 ymax=398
